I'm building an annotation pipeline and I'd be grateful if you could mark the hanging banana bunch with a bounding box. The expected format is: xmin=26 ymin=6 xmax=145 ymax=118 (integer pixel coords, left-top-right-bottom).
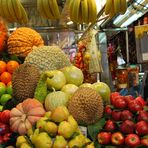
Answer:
xmin=105 ymin=0 xmax=127 ymax=18
xmin=69 ymin=0 xmax=97 ymax=24
xmin=37 ymin=0 xmax=60 ymax=20
xmin=0 ymin=0 xmax=28 ymax=24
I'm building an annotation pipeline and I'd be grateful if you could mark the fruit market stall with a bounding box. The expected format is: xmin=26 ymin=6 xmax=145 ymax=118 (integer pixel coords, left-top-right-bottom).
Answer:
xmin=0 ymin=0 xmax=148 ymax=148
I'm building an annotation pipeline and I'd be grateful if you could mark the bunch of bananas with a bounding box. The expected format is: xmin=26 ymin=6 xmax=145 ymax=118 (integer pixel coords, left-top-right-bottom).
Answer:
xmin=69 ymin=0 xmax=97 ymax=24
xmin=105 ymin=0 xmax=127 ymax=18
xmin=37 ymin=0 xmax=60 ymax=20
xmin=0 ymin=0 xmax=28 ymax=24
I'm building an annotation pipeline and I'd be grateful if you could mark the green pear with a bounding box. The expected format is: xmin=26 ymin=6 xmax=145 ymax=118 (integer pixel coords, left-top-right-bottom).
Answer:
xmin=44 ymin=121 xmax=58 ymax=136
xmin=52 ymin=136 xmax=67 ymax=148
xmin=33 ymin=132 xmax=52 ymax=148
xmin=36 ymin=117 xmax=48 ymax=131
xmin=68 ymin=115 xmax=78 ymax=132
xmin=58 ymin=121 xmax=75 ymax=139
xmin=44 ymin=111 xmax=52 ymax=119
xmin=51 ymin=106 xmax=69 ymax=123
xmin=68 ymin=134 xmax=86 ymax=148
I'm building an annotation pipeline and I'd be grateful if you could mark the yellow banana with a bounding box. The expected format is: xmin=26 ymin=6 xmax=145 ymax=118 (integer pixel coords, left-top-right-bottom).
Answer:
xmin=120 ymin=0 xmax=127 ymax=14
xmin=78 ymin=1 xmax=83 ymax=24
xmin=37 ymin=0 xmax=47 ymax=18
xmin=69 ymin=0 xmax=75 ymax=22
xmin=7 ymin=0 xmax=18 ymax=22
xmin=105 ymin=0 xmax=112 ymax=15
xmin=19 ymin=3 xmax=28 ymax=24
xmin=109 ymin=0 xmax=115 ymax=18
xmin=90 ymin=0 xmax=97 ymax=23
xmin=114 ymin=0 xmax=121 ymax=15
xmin=50 ymin=0 xmax=60 ymax=19
xmin=0 ymin=0 xmax=6 ymax=19
xmin=81 ymin=0 xmax=89 ymax=24
xmin=11 ymin=0 xmax=22 ymax=21
xmin=42 ymin=0 xmax=54 ymax=19
xmin=72 ymin=0 xmax=81 ymax=23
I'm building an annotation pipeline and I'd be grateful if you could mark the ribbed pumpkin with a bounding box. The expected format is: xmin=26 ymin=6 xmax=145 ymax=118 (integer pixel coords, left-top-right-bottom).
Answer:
xmin=7 ymin=27 xmax=44 ymax=57
xmin=0 ymin=17 xmax=8 ymax=52
xmin=10 ymin=98 xmax=45 ymax=135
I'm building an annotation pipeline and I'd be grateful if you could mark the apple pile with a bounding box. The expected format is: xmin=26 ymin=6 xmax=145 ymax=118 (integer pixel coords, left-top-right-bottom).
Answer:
xmin=0 ymin=110 xmax=12 ymax=144
xmin=97 ymin=92 xmax=148 ymax=147
xmin=0 ymin=60 xmax=20 ymax=111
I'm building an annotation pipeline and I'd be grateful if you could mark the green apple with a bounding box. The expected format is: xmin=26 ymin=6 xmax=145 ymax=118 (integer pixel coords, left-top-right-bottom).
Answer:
xmin=0 ymin=105 xmax=3 ymax=111
xmin=6 ymin=84 xmax=13 ymax=95
xmin=92 ymin=82 xmax=111 ymax=104
xmin=79 ymin=83 xmax=94 ymax=88
xmin=0 ymin=94 xmax=12 ymax=105
xmin=61 ymin=84 xmax=78 ymax=100
xmin=0 ymin=82 xmax=6 ymax=97
xmin=45 ymin=70 xmax=66 ymax=90
xmin=61 ymin=66 xmax=84 ymax=86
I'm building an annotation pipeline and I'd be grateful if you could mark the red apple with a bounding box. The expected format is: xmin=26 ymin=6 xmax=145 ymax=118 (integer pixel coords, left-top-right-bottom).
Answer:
xmin=128 ymin=100 xmax=143 ymax=113
xmin=135 ymin=121 xmax=148 ymax=136
xmin=97 ymin=132 xmax=112 ymax=145
xmin=112 ymin=111 xmax=121 ymax=121
xmin=3 ymin=133 xmax=11 ymax=142
xmin=137 ymin=110 xmax=148 ymax=123
xmin=124 ymin=95 xmax=134 ymax=105
xmin=0 ymin=135 xmax=3 ymax=144
xmin=114 ymin=96 xmax=127 ymax=109
xmin=135 ymin=96 xmax=146 ymax=107
xmin=120 ymin=120 xmax=135 ymax=134
xmin=121 ymin=110 xmax=133 ymax=121
xmin=0 ymin=110 xmax=10 ymax=124
xmin=111 ymin=132 xmax=124 ymax=145
xmin=104 ymin=120 xmax=116 ymax=132
xmin=141 ymin=138 xmax=148 ymax=146
xmin=104 ymin=105 xmax=112 ymax=116
xmin=110 ymin=92 xmax=120 ymax=105
xmin=125 ymin=134 xmax=140 ymax=147
xmin=0 ymin=122 xmax=9 ymax=135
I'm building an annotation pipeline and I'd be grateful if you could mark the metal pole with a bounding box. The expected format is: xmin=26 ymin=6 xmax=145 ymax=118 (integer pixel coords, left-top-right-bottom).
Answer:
xmin=126 ymin=30 xmax=129 ymax=65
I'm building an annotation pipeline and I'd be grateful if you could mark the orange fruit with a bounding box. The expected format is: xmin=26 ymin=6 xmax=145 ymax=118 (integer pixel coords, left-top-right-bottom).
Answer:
xmin=0 ymin=61 xmax=6 ymax=74
xmin=0 ymin=72 xmax=12 ymax=84
xmin=6 ymin=60 xmax=19 ymax=74
xmin=7 ymin=81 xmax=12 ymax=86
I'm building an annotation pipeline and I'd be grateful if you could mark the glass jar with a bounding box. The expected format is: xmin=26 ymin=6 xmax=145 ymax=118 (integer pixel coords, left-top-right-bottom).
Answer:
xmin=116 ymin=66 xmax=128 ymax=89
xmin=127 ymin=65 xmax=139 ymax=87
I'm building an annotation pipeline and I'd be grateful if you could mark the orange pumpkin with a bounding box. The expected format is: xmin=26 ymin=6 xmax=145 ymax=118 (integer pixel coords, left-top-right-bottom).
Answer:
xmin=10 ymin=98 xmax=45 ymax=135
xmin=7 ymin=27 xmax=44 ymax=57
xmin=0 ymin=17 xmax=8 ymax=52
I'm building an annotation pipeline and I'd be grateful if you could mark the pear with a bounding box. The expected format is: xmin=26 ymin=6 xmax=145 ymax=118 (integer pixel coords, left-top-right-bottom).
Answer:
xmin=33 ymin=132 xmax=52 ymax=148
xmin=58 ymin=121 xmax=75 ymax=139
xmin=44 ymin=111 xmax=52 ymax=119
xmin=20 ymin=142 xmax=31 ymax=148
xmin=52 ymin=136 xmax=67 ymax=148
xmin=44 ymin=121 xmax=58 ymax=136
xmin=68 ymin=115 xmax=78 ymax=132
xmin=86 ymin=142 xmax=95 ymax=148
xmin=30 ymin=129 xmax=39 ymax=144
xmin=51 ymin=106 xmax=69 ymax=122
xmin=68 ymin=134 xmax=86 ymax=148
xmin=16 ymin=136 xmax=27 ymax=147
xmin=27 ymin=128 xmax=34 ymax=137
xmin=36 ymin=117 xmax=48 ymax=131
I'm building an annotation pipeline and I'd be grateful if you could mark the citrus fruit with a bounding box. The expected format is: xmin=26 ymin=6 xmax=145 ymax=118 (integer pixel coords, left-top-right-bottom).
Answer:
xmin=0 ymin=94 xmax=12 ymax=105
xmin=0 ymin=82 xmax=6 ymax=97
xmin=6 ymin=84 xmax=13 ymax=95
xmin=7 ymin=81 xmax=12 ymax=86
xmin=0 ymin=72 xmax=12 ymax=84
xmin=0 ymin=61 xmax=6 ymax=74
xmin=6 ymin=60 xmax=19 ymax=74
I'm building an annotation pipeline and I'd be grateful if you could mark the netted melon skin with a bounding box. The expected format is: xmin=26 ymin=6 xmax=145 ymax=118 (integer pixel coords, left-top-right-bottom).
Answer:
xmin=68 ymin=87 xmax=104 ymax=125
xmin=24 ymin=46 xmax=71 ymax=73
xmin=12 ymin=63 xmax=40 ymax=102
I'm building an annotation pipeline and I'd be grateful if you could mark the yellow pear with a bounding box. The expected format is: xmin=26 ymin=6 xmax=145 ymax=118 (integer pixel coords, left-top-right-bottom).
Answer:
xmin=44 ymin=111 xmax=52 ymax=119
xmin=27 ymin=128 xmax=34 ymax=137
xmin=36 ymin=117 xmax=48 ymax=131
xmin=20 ymin=142 xmax=31 ymax=148
xmin=51 ymin=106 xmax=69 ymax=122
xmin=68 ymin=115 xmax=78 ymax=132
xmin=52 ymin=136 xmax=67 ymax=148
xmin=44 ymin=121 xmax=58 ymax=136
xmin=16 ymin=136 xmax=27 ymax=147
xmin=58 ymin=121 xmax=75 ymax=139
xmin=86 ymin=142 xmax=95 ymax=148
